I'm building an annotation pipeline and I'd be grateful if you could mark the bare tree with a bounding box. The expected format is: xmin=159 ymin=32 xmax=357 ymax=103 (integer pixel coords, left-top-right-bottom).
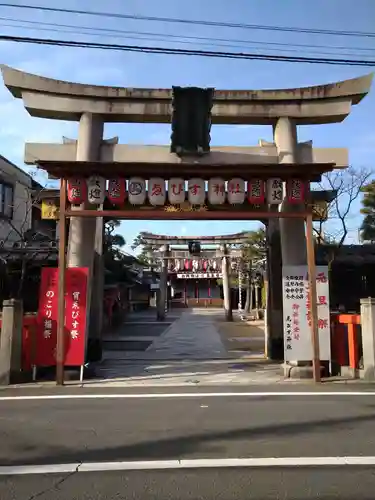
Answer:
xmin=314 ymin=166 xmax=371 ymax=247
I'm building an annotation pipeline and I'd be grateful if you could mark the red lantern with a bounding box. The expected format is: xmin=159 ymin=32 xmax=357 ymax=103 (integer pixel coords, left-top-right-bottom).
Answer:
xmin=248 ymin=179 xmax=265 ymax=204
xmin=67 ymin=178 xmax=86 ymax=204
xmin=108 ymin=178 xmax=126 ymax=205
xmin=184 ymin=259 xmax=192 ymax=271
xmin=286 ymin=179 xmax=306 ymax=204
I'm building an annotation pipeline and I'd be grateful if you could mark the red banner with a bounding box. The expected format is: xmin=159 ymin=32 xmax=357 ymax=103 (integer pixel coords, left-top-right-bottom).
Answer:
xmin=64 ymin=267 xmax=88 ymax=366
xmin=36 ymin=267 xmax=88 ymax=367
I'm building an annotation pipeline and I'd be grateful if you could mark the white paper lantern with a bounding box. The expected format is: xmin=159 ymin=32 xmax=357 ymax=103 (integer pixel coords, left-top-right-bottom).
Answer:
xmin=87 ymin=176 xmax=105 ymax=204
xmin=188 ymin=178 xmax=205 ymax=205
xmin=128 ymin=177 xmax=146 ymax=205
xmin=227 ymin=178 xmax=246 ymax=205
xmin=208 ymin=177 xmax=226 ymax=205
xmin=267 ymin=178 xmax=284 ymax=205
xmin=168 ymin=178 xmax=185 ymax=204
xmin=148 ymin=178 xmax=166 ymax=206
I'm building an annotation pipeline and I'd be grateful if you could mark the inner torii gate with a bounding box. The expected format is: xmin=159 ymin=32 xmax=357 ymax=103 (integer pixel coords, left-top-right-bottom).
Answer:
xmin=139 ymin=231 xmax=250 ymax=319
xmin=1 ymin=65 xmax=372 ymax=385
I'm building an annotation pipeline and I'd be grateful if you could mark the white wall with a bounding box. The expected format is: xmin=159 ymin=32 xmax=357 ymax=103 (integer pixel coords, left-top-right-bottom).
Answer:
xmin=0 ymin=156 xmax=33 ymax=245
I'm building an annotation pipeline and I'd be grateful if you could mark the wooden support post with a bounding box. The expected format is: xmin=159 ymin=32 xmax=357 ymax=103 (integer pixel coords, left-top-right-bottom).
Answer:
xmin=306 ymin=213 xmax=321 ymax=383
xmin=348 ymin=323 xmax=359 ymax=371
xmin=56 ymin=178 xmax=67 ymax=386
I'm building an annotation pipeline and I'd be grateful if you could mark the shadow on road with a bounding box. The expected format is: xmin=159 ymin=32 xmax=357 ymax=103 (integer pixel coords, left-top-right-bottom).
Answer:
xmin=4 ymin=410 xmax=375 ymax=465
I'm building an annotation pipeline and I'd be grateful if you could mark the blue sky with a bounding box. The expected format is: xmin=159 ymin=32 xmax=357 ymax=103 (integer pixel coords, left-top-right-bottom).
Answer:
xmin=0 ymin=0 xmax=374 ymax=253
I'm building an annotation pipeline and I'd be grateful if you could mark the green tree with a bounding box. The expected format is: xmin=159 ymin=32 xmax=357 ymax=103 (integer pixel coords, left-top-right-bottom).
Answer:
xmin=360 ymin=180 xmax=375 ymax=242
xmin=131 ymin=233 xmax=159 ymax=266
xmin=103 ymin=219 xmax=127 ymax=276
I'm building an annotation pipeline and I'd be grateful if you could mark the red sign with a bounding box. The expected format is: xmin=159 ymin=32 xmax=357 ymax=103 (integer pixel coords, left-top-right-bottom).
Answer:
xmin=64 ymin=268 xmax=88 ymax=366
xmin=67 ymin=178 xmax=87 ymax=204
xmin=108 ymin=178 xmax=126 ymax=205
xmin=36 ymin=267 xmax=88 ymax=367
xmin=286 ymin=179 xmax=306 ymax=204
xmin=248 ymin=179 xmax=265 ymax=204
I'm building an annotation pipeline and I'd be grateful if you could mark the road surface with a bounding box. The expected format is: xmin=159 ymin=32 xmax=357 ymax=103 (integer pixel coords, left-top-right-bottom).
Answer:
xmin=1 ymin=386 xmax=375 ymax=498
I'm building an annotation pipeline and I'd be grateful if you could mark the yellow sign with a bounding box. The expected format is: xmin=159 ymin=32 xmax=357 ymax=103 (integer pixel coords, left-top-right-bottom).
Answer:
xmin=312 ymin=201 xmax=328 ymax=221
xmin=164 ymin=202 xmax=208 ymax=213
xmin=41 ymin=199 xmax=59 ymax=220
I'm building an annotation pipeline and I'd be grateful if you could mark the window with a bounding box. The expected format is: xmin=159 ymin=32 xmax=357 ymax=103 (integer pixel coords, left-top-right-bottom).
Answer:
xmin=0 ymin=182 xmax=14 ymax=219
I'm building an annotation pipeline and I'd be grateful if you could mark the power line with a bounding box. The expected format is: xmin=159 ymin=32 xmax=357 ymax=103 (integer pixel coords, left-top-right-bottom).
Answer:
xmin=1 ymin=20 xmax=373 ymax=59
xmin=0 ymin=15 xmax=374 ymax=55
xmin=1 ymin=34 xmax=374 ymax=66
xmin=1 ymin=3 xmax=375 ymax=38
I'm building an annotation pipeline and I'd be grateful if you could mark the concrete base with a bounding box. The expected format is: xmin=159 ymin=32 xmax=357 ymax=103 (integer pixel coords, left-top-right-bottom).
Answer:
xmin=282 ymin=363 xmax=325 ymax=379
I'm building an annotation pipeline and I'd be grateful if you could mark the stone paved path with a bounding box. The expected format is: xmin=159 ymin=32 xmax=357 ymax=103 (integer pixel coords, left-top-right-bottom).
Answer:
xmin=92 ymin=309 xmax=285 ymax=386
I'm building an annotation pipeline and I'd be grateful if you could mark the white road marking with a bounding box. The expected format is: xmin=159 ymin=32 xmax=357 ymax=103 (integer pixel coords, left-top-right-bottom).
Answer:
xmin=0 ymin=391 xmax=375 ymax=401
xmin=3 ymin=457 xmax=375 ymax=475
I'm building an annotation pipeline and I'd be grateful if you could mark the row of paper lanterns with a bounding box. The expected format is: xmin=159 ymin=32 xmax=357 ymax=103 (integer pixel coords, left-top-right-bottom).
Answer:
xmin=67 ymin=177 xmax=306 ymax=206
xmin=169 ymin=259 xmax=221 ymax=272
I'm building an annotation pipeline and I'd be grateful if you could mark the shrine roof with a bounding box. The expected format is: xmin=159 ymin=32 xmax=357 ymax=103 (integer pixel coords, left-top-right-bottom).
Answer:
xmin=141 ymin=231 xmax=249 ymax=244
xmin=36 ymin=160 xmax=335 ymax=181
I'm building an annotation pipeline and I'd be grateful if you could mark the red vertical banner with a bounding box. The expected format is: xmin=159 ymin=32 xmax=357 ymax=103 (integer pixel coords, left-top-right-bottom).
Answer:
xmin=64 ymin=267 xmax=89 ymax=366
xmin=36 ymin=268 xmax=58 ymax=366
xmin=36 ymin=267 xmax=88 ymax=367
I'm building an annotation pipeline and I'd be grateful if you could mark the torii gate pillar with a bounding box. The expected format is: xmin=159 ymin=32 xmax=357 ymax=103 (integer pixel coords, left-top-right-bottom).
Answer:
xmin=68 ymin=113 xmax=104 ymax=359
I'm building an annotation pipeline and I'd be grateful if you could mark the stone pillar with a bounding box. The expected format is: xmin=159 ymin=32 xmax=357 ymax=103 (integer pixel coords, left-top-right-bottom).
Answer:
xmin=274 ymin=117 xmax=307 ymax=266
xmin=68 ymin=113 xmax=104 ymax=267
xmin=157 ymin=245 xmax=169 ymax=321
xmin=0 ymin=299 xmax=23 ymax=385
xmin=221 ymin=245 xmax=232 ymax=321
xmin=360 ymin=298 xmax=375 ymax=381
xmin=268 ymin=118 xmax=307 ymax=363
xmin=67 ymin=113 xmax=104 ymax=361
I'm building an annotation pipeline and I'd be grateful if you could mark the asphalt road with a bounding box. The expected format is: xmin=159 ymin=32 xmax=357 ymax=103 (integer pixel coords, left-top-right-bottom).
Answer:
xmin=3 ymin=469 xmax=375 ymax=500
xmin=2 ymin=386 xmax=375 ymax=498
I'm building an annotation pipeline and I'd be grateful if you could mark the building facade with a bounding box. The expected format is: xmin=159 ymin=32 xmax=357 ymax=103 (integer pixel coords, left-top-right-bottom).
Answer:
xmin=0 ymin=155 xmax=36 ymax=245
xmin=168 ymin=248 xmax=226 ymax=306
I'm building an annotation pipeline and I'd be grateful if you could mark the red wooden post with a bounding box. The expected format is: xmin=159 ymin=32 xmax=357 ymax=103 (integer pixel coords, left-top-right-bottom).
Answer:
xmin=348 ymin=323 xmax=359 ymax=369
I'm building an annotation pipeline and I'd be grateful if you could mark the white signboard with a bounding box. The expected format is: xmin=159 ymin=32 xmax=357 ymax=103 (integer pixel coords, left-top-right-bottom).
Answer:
xmin=188 ymin=178 xmax=205 ymax=205
xmin=128 ymin=177 xmax=146 ymax=205
xmin=148 ymin=178 xmax=166 ymax=206
xmin=168 ymin=178 xmax=185 ymax=204
xmin=87 ymin=176 xmax=106 ymax=204
xmin=267 ymin=178 xmax=284 ymax=205
xmin=177 ymin=272 xmax=222 ymax=279
xmin=282 ymin=265 xmax=330 ymax=361
xmin=208 ymin=177 xmax=226 ymax=205
xmin=227 ymin=178 xmax=246 ymax=205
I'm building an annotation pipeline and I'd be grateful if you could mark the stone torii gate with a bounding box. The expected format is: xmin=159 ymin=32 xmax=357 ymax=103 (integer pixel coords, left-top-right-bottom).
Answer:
xmin=1 ymin=65 xmax=372 ymax=383
xmin=140 ymin=231 xmax=249 ymax=321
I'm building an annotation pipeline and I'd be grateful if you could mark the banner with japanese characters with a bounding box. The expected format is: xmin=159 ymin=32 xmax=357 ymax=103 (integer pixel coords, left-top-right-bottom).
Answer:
xmin=36 ymin=267 xmax=88 ymax=367
xmin=64 ymin=267 xmax=89 ymax=366
xmin=282 ymin=265 xmax=331 ymax=361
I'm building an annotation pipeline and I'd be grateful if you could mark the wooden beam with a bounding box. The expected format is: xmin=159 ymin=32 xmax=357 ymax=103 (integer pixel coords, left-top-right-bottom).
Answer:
xmin=64 ymin=209 xmax=311 ymax=220
xmin=306 ymin=213 xmax=321 ymax=383
xmin=36 ymin=161 xmax=334 ymax=181
xmin=56 ymin=178 xmax=67 ymax=386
